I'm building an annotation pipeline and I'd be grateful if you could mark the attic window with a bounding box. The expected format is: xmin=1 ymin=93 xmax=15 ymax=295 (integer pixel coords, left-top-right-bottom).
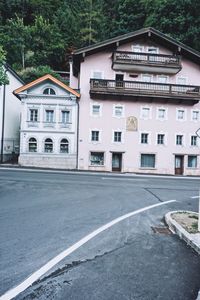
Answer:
xmin=43 ymin=88 xmax=56 ymax=95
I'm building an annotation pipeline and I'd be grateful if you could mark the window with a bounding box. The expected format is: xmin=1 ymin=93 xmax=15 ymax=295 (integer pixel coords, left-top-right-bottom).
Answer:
xmin=132 ymin=45 xmax=143 ymax=53
xmin=92 ymin=71 xmax=103 ymax=79
xmin=142 ymin=74 xmax=152 ymax=82
xmin=29 ymin=109 xmax=38 ymax=122
xmin=192 ymin=110 xmax=199 ymax=121
xmin=158 ymin=108 xmax=166 ymax=120
xmin=114 ymin=105 xmax=123 ymax=117
xmin=157 ymin=134 xmax=165 ymax=145
xmin=43 ymin=88 xmax=56 ymax=95
xmin=90 ymin=152 xmax=104 ymax=165
xmin=44 ymin=138 xmax=53 ymax=153
xmin=191 ymin=136 xmax=197 ymax=146
xmin=91 ymin=131 xmax=99 ymax=142
xmin=28 ymin=138 xmax=37 ymax=152
xmin=114 ymin=131 xmax=122 ymax=142
xmin=147 ymin=47 xmax=159 ymax=54
xmin=141 ymin=133 xmax=148 ymax=144
xmin=177 ymin=77 xmax=187 ymax=85
xmin=92 ymin=105 xmax=100 ymax=116
xmin=141 ymin=107 xmax=150 ymax=119
xmin=62 ymin=111 xmax=70 ymax=123
xmin=158 ymin=75 xmax=168 ymax=84
xmin=177 ymin=109 xmax=185 ymax=120
xmin=141 ymin=154 xmax=155 ymax=168
xmin=188 ymin=155 xmax=197 ymax=168
xmin=60 ymin=139 xmax=69 ymax=153
xmin=46 ymin=110 xmax=54 ymax=123
xmin=176 ymin=135 xmax=183 ymax=145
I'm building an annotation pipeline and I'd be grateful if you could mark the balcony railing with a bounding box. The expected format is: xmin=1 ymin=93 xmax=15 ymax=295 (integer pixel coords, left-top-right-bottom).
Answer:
xmin=112 ymin=51 xmax=181 ymax=73
xmin=90 ymin=79 xmax=200 ymax=103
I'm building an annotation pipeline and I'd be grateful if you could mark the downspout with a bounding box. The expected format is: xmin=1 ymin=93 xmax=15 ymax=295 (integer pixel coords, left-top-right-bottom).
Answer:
xmin=76 ymin=99 xmax=80 ymax=170
xmin=0 ymin=68 xmax=8 ymax=163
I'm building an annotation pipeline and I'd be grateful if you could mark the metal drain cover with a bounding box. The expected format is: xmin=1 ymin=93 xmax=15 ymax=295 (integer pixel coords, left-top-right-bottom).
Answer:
xmin=151 ymin=226 xmax=171 ymax=235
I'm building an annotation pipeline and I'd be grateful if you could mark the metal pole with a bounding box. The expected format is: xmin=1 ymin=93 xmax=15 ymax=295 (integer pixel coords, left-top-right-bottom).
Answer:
xmin=0 ymin=82 xmax=6 ymax=163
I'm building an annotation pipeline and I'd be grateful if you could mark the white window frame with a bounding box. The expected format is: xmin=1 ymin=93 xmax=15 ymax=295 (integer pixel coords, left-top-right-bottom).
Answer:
xmin=91 ymin=70 xmax=104 ymax=79
xmin=187 ymin=155 xmax=198 ymax=168
xmin=157 ymin=75 xmax=169 ymax=83
xmin=89 ymin=129 xmax=101 ymax=143
xmin=140 ymin=153 xmax=156 ymax=169
xmin=191 ymin=110 xmax=199 ymax=122
xmin=157 ymin=133 xmax=165 ymax=145
xmin=176 ymin=108 xmax=186 ymax=121
xmin=113 ymin=104 xmax=124 ymax=118
xmin=61 ymin=110 xmax=71 ymax=123
xmin=175 ymin=134 xmax=184 ymax=146
xmin=90 ymin=151 xmax=105 ymax=166
xmin=29 ymin=108 xmax=39 ymax=122
xmin=147 ymin=46 xmax=159 ymax=54
xmin=113 ymin=130 xmax=123 ymax=143
xmin=140 ymin=106 xmax=152 ymax=120
xmin=90 ymin=102 xmax=102 ymax=117
xmin=42 ymin=85 xmax=57 ymax=95
xmin=156 ymin=107 xmax=167 ymax=121
xmin=45 ymin=109 xmax=55 ymax=123
xmin=176 ymin=76 xmax=188 ymax=85
xmin=140 ymin=132 xmax=151 ymax=145
xmin=190 ymin=135 xmax=198 ymax=147
xmin=141 ymin=74 xmax=153 ymax=82
xmin=132 ymin=45 xmax=144 ymax=53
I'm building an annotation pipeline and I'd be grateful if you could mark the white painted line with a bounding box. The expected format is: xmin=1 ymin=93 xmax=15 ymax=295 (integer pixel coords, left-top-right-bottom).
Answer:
xmin=0 ymin=199 xmax=176 ymax=300
xmin=190 ymin=196 xmax=200 ymax=199
xmin=101 ymin=177 xmax=148 ymax=181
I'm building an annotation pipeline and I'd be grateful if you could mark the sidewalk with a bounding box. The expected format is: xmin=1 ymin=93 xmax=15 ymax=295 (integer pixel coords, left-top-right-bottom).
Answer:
xmin=165 ymin=211 xmax=200 ymax=300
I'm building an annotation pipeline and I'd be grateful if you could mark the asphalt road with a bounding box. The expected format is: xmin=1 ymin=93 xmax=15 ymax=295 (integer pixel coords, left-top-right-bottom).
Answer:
xmin=0 ymin=168 xmax=200 ymax=300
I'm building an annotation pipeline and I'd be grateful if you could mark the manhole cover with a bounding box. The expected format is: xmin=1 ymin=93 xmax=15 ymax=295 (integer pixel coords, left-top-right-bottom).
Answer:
xmin=151 ymin=226 xmax=171 ymax=235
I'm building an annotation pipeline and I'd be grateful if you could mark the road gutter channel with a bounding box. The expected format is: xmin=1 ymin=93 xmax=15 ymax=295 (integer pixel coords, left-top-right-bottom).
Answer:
xmin=0 ymin=200 xmax=176 ymax=300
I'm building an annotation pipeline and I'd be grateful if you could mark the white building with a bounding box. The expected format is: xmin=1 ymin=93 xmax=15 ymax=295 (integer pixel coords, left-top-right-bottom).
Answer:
xmin=0 ymin=64 xmax=24 ymax=162
xmin=14 ymin=74 xmax=80 ymax=169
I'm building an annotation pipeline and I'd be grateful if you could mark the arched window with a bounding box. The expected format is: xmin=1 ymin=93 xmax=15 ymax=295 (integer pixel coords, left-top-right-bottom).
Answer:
xmin=43 ymin=88 xmax=56 ymax=95
xmin=28 ymin=138 xmax=37 ymax=152
xmin=44 ymin=138 xmax=53 ymax=153
xmin=60 ymin=139 xmax=69 ymax=153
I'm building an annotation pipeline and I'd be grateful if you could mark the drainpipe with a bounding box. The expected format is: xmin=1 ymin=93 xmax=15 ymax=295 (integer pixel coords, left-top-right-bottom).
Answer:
xmin=0 ymin=67 xmax=8 ymax=163
xmin=76 ymin=99 xmax=80 ymax=170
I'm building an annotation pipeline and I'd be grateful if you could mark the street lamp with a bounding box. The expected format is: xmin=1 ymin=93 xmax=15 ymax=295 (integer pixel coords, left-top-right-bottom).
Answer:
xmin=195 ymin=127 xmax=200 ymax=232
xmin=0 ymin=66 xmax=8 ymax=163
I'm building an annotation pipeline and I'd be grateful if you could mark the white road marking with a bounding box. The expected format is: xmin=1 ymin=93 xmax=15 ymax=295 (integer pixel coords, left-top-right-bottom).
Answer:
xmin=101 ymin=177 xmax=148 ymax=181
xmin=0 ymin=199 xmax=176 ymax=300
xmin=190 ymin=196 xmax=200 ymax=199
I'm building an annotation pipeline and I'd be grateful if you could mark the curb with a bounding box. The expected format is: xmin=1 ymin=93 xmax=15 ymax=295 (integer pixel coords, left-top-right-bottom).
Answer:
xmin=165 ymin=211 xmax=200 ymax=300
xmin=165 ymin=211 xmax=200 ymax=255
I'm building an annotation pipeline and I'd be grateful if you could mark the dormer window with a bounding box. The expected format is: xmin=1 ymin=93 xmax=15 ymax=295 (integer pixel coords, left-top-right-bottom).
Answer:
xmin=43 ymin=88 xmax=56 ymax=95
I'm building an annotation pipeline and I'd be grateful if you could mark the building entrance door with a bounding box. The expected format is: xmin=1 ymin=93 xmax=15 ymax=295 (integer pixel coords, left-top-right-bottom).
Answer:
xmin=115 ymin=74 xmax=124 ymax=88
xmin=175 ymin=155 xmax=184 ymax=175
xmin=112 ymin=153 xmax=122 ymax=172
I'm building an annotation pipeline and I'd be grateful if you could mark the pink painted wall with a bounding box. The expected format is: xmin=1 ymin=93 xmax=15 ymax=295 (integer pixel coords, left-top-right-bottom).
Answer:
xmin=77 ymin=38 xmax=200 ymax=175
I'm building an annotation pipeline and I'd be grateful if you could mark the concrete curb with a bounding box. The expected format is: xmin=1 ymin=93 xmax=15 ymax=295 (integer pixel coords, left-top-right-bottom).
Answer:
xmin=165 ymin=211 xmax=200 ymax=300
xmin=165 ymin=211 xmax=200 ymax=255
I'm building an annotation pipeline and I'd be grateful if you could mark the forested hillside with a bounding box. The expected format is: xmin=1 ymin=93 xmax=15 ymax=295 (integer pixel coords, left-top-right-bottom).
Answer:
xmin=0 ymin=0 xmax=200 ymax=77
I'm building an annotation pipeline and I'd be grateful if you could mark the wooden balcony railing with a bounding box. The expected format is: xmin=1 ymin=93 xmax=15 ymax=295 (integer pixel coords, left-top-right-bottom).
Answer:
xmin=113 ymin=51 xmax=181 ymax=66
xmin=90 ymin=79 xmax=200 ymax=102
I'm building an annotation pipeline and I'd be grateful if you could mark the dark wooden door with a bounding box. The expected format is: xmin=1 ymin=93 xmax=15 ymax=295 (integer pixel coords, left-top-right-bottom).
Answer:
xmin=115 ymin=74 xmax=124 ymax=88
xmin=175 ymin=155 xmax=184 ymax=175
xmin=112 ymin=153 xmax=122 ymax=171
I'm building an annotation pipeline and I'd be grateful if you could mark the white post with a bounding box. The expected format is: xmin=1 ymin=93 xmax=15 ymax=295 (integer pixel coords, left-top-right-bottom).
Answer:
xmin=198 ymin=189 xmax=200 ymax=232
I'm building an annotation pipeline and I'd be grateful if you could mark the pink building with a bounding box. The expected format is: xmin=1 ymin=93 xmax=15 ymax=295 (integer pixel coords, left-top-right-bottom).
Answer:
xmin=71 ymin=27 xmax=200 ymax=175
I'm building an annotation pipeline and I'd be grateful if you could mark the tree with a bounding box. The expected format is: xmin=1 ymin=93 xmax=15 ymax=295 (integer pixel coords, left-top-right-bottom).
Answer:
xmin=0 ymin=47 xmax=9 ymax=85
xmin=18 ymin=65 xmax=63 ymax=83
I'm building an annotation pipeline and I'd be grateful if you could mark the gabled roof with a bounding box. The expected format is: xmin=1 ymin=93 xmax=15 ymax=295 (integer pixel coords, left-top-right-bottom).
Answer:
xmin=72 ymin=27 xmax=200 ymax=75
xmin=13 ymin=74 xmax=80 ymax=98
xmin=5 ymin=63 xmax=24 ymax=84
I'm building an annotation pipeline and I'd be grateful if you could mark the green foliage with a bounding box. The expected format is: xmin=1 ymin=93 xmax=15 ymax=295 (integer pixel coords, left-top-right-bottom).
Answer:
xmin=0 ymin=46 xmax=9 ymax=85
xmin=0 ymin=0 xmax=200 ymax=72
xmin=18 ymin=65 xmax=62 ymax=83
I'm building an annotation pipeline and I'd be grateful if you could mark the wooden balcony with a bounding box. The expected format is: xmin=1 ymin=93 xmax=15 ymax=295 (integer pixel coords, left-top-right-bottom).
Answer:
xmin=112 ymin=51 xmax=181 ymax=74
xmin=90 ymin=79 xmax=200 ymax=104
